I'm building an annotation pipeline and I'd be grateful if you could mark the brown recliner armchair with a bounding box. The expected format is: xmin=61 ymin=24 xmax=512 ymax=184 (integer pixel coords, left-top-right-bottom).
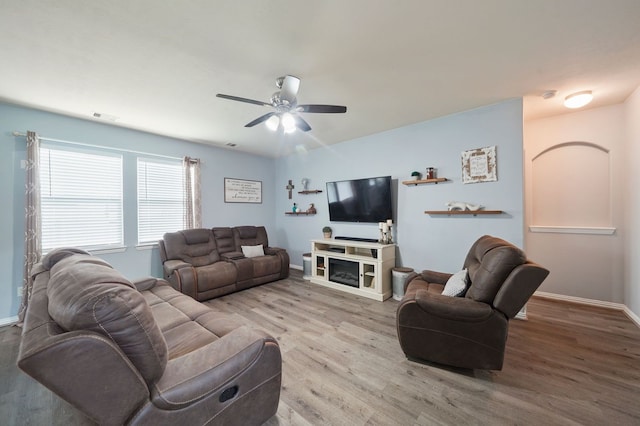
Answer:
xmin=396 ymin=235 xmax=549 ymax=370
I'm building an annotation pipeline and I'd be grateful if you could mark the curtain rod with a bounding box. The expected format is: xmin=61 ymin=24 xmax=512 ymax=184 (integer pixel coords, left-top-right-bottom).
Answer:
xmin=12 ymin=131 xmax=198 ymax=163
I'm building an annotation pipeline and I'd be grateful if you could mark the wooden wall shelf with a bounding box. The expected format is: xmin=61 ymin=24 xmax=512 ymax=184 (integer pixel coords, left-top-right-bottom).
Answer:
xmin=425 ymin=210 xmax=503 ymax=216
xmin=298 ymin=189 xmax=323 ymax=194
xmin=285 ymin=211 xmax=316 ymax=215
xmin=402 ymin=177 xmax=448 ymax=186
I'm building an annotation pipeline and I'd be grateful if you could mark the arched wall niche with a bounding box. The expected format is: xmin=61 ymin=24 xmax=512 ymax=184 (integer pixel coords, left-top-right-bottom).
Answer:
xmin=531 ymin=141 xmax=612 ymax=231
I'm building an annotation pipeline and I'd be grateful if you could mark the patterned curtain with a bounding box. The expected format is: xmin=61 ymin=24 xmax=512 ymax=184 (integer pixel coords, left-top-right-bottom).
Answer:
xmin=183 ymin=156 xmax=202 ymax=229
xmin=18 ymin=131 xmax=42 ymax=324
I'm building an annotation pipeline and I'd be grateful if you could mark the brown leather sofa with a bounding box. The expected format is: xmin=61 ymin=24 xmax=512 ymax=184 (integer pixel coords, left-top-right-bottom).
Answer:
xmin=18 ymin=248 xmax=282 ymax=425
xmin=396 ymin=235 xmax=549 ymax=370
xmin=159 ymin=226 xmax=289 ymax=301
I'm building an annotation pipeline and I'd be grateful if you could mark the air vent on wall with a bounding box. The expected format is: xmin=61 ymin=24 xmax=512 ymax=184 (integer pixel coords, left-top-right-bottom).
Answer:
xmin=91 ymin=111 xmax=119 ymax=122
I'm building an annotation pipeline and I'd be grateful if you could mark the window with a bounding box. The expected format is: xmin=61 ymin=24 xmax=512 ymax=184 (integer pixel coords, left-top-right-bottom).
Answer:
xmin=40 ymin=145 xmax=123 ymax=252
xmin=137 ymin=158 xmax=185 ymax=244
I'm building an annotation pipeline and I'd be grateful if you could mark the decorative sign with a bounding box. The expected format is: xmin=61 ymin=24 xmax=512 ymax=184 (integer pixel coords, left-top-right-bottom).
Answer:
xmin=224 ymin=178 xmax=262 ymax=203
xmin=462 ymin=146 xmax=497 ymax=184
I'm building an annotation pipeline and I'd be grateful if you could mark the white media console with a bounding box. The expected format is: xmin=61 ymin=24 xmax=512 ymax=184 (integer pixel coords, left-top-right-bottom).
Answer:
xmin=310 ymin=239 xmax=396 ymax=301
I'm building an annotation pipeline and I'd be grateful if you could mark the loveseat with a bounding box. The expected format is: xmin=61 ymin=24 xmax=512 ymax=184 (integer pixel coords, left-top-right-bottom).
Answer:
xmin=18 ymin=248 xmax=282 ymax=425
xmin=159 ymin=226 xmax=289 ymax=301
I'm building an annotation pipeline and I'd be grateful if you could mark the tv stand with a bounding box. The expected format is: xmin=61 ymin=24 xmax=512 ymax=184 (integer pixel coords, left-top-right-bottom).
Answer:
xmin=334 ymin=236 xmax=379 ymax=243
xmin=310 ymin=239 xmax=396 ymax=301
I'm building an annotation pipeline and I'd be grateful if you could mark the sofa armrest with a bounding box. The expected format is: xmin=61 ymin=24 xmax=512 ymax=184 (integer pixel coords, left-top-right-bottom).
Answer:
xmin=412 ymin=289 xmax=493 ymax=321
xmin=149 ymin=326 xmax=281 ymax=410
xmin=221 ymin=251 xmax=245 ymax=260
xmin=18 ymin=330 xmax=149 ymax=425
xmin=132 ymin=277 xmax=173 ymax=292
xmin=163 ymin=259 xmax=191 ymax=277
xmin=264 ymin=246 xmax=285 ymax=255
xmin=265 ymin=246 xmax=290 ymax=279
xmin=403 ymin=270 xmax=452 ymax=292
xmin=419 ymin=270 xmax=453 ymax=285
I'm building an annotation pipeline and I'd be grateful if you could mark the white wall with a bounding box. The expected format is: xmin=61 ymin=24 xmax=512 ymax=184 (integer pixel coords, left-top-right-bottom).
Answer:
xmin=524 ymin=105 xmax=625 ymax=302
xmin=624 ymin=86 xmax=640 ymax=317
xmin=276 ymin=99 xmax=525 ymax=274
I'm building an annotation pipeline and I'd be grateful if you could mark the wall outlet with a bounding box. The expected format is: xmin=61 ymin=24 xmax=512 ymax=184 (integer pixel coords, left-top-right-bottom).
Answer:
xmin=17 ymin=286 xmax=23 ymax=298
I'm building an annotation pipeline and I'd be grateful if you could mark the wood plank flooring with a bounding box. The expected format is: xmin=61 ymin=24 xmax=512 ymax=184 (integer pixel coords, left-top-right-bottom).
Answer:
xmin=1 ymin=269 xmax=639 ymax=425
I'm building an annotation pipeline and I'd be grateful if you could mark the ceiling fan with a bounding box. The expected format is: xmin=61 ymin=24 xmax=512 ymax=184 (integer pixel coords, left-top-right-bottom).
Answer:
xmin=216 ymin=75 xmax=347 ymax=133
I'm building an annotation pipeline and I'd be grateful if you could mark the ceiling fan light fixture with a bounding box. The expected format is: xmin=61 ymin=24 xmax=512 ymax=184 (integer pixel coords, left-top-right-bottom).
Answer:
xmin=265 ymin=115 xmax=279 ymax=131
xmin=281 ymin=113 xmax=296 ymax=133
xmin=564 ymin=90 xmax=593 ymax=109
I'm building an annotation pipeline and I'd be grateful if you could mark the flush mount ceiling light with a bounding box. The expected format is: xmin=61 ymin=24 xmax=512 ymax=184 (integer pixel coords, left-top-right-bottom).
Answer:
xmin=564 ymin=90 xmax=593 ymax=109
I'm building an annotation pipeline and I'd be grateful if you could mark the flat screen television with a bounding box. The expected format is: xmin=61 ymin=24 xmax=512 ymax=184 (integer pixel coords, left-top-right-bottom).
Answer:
xmin=326 ymin=176 xmax=393 ymax=223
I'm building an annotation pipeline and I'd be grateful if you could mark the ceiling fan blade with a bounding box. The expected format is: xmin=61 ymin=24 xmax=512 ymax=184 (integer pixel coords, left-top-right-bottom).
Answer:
xmin=294 ymin=115 xmax=312 ymax=132
xmin=245 ymin=112 xmax=276 ymax=127
xmin=297 ymin=104 xmax=347 ymax=113
xmin=279 ymin=75 xmax=301 ymax=103
xmin=216 ymin=93 xmax=271 ymax=107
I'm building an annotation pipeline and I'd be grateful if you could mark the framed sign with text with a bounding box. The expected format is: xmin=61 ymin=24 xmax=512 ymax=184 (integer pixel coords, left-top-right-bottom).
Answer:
xmin=224 ymin=178 xmax=262 ymax=203
xmin=462 ymin=146 xmax=497 ymax=184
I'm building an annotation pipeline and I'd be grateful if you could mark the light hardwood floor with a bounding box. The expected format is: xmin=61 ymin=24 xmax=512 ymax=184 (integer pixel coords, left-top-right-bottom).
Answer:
xmin=2 ymin=269 xmax=639 ymax=425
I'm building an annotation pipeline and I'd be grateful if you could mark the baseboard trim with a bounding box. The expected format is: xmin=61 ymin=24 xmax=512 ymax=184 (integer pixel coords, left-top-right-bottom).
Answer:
xmin=0 ymin=316 xmax=18 ymax=327
xmin=533 ymin=291 xmax=640 ymax=328
xmin=290 ymin=264 xmax=302 ymax=271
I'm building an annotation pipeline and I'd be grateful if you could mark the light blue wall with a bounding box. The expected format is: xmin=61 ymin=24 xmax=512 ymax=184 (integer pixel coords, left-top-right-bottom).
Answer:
xmin=1 ymin=98 xmax=524 ymax=322
xmin=276 ymin=99 xmax=524 ymax=273
xmin=0 ymin=102 xmax=275 ymax=321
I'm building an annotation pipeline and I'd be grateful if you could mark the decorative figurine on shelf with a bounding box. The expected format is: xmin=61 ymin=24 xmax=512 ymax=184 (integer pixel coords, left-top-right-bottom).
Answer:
xmin=411 ymin=171 xmax=422 ymax=180
xmin=446 ymin=201 xmax=483 ymax=211
xmin=307 ymin=203 xmax=316 ymax=214
xmin=292 ymin=202 xmax=298 ymax=213
xmin=378 ymin=219 xmax=393 ymax=244
xmin=301 ymin=178 xmax=309 ymax=191
xmin=426 ymin=167 xmax=436 ymax=179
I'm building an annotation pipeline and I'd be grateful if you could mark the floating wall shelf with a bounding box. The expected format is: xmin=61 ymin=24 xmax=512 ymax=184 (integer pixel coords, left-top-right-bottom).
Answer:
xmin=298 ymin=189 xmax=323 ymax=194
xmin=285 ymin=211 xmax=316 ymax=216
xmin=425 ymin=210 xmax=504 ymax=216
xmin=402 ymin=178 xmax=449 ymax=186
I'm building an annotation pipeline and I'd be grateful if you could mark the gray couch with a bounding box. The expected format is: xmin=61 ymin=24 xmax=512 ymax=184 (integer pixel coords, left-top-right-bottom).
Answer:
xmin=159 ymin=226 xmax=290 ymax=301
xmin=18 ymin=248 xmax=282 ymax=425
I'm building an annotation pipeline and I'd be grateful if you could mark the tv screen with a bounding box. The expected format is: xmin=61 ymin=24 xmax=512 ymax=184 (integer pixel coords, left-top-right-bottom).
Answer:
xmin=326 ymin=176 xmax=393 ymax=223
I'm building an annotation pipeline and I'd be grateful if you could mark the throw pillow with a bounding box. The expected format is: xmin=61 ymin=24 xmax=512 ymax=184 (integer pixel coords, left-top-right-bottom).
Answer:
xmin=442 ymin=269 xmax=469 ymax=297
xmin=242 ymin=244 xmax=265 ymax=258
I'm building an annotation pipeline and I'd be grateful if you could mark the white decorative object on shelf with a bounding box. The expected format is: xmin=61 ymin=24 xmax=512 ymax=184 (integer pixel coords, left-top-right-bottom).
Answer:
xmin=446 ymin=201 xmax=483 ymax=211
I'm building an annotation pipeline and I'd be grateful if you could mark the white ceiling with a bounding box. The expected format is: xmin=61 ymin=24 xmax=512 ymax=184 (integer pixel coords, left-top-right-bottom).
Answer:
xmin=1 ymin=1 xmax=639 ymax=158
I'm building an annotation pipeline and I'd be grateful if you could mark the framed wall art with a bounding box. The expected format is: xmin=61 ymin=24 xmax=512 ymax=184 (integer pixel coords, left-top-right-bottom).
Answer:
xmin=462 ymin=145 xmax=497 ymax=184
xmin=224 ymin=178 xmax=262 ymax=203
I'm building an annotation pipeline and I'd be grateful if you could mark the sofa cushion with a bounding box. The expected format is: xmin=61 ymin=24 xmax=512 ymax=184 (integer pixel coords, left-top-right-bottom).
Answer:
xmin=242 ymin=244 xmax=264 ymax=258
xmin=212 ymin=227 xmax=235 ymax=254
xmin=46 ymin=254 xmax=168 ymax=385
xmin=193 ymin=262 xmax=238 ymax=291
xmin=442 ymin=269 xmax=468 ymax=297
xmin=163 ymin=229 xmax=221 ymax=267
xmin=463 ymin=236 xmax=526 ymax=303
xmin=233 ymin=226 xmax=269 ymax=251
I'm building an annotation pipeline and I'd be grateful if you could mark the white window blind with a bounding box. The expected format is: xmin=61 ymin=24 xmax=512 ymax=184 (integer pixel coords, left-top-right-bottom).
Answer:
xmin=137 ymin=158 xmax=185 ymax=244
xmin=40 ymin=146 xmax=123 ymax=252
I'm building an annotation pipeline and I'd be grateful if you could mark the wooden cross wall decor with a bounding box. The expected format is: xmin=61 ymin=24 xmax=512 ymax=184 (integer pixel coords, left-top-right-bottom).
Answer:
xmin=286 ymin=179 xmax=295 ymax=199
